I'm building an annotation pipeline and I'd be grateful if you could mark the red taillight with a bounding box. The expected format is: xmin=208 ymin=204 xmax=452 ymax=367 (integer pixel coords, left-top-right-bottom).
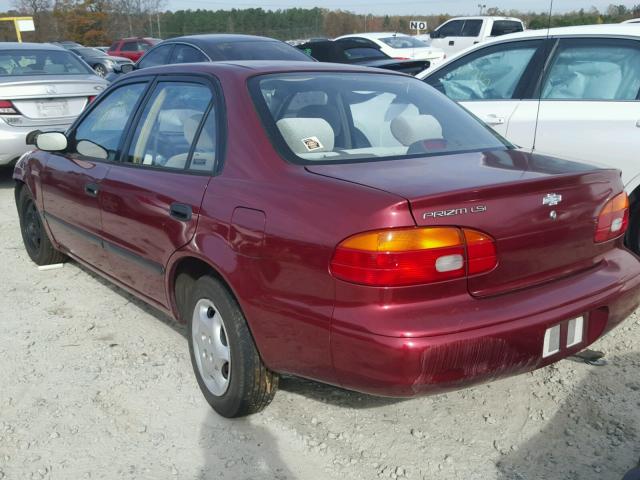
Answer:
xmin=88 ymin=96 xmax=96 ymax=103
xmin=595 ymin=191 xmax=629 ymax=243
xmin=330 ymin=227 xmax=497 ymax=287
xmin=0 ymin=100 xmax=18 ymax=114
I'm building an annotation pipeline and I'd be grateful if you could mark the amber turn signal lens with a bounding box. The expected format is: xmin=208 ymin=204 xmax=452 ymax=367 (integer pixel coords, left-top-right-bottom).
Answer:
xmin=595 ymin=192 xmax=629 ymax=243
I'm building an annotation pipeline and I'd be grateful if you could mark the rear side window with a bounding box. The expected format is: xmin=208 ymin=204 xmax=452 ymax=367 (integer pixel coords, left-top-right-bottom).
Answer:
xmin=461 ymin=20 xmax=483 ymax=37
xmin=426 ymin=40 xmax=542 ymax=100
xmin=121 ymin=41 xmax=139 ymax=52
xmin=171 ymin=44 xmax=208 ymax=63
xmin=74 ymin=83 xmax=147 ymax=160
xmin=490 ymin=21 xmax=524 ymax=36
xmin=126 ymin=82 xmax=214 ymax=170
xmin=542 ymin=39 xmax=640 ymax=101
xmin=251 ymin=72 xmax=508 ymax=164
xmin=138 ymin=44 xmax=173 ymax=69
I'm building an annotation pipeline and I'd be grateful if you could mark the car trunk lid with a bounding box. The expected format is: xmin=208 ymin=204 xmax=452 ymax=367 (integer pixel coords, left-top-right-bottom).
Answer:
xmin=306 ymin=149 xmax=622 ymax=297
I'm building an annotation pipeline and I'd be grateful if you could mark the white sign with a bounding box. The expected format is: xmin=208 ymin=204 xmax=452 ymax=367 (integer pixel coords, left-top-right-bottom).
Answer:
xmin=17 ymin=19 xmax=35 ymax=32
xmin=410 ymin=20 xmax=427 ymax=31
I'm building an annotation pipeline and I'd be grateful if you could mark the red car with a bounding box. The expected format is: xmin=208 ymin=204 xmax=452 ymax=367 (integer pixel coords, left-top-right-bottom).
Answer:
xmin=13 ymin=62 xmax=640 ymax=418
xmin=107 ymin=37 xmax=161 ymax=62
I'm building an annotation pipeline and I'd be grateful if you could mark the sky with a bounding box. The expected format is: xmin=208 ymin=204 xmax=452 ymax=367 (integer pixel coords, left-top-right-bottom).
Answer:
xmin=0 ymin=0 xmax=638 ymax=16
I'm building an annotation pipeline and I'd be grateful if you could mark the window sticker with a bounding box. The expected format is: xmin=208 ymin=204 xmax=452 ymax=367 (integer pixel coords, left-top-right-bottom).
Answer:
xmin=302 ymin=136 xmax=323 ymax=151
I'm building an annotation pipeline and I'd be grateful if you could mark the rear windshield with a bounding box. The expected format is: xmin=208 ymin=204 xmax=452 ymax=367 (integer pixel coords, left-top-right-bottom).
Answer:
xmin=380 ymin=36 xmax=427 ymax=49
xmin=490 ymin=20 xmax=524 ymax=36
xmin=0 ymin=49 xmax=93 ymax=76
xmin=250 ymin=72 xmax=509 ymax=165
xmin=207 ymin=41 xmax=312 ymax=61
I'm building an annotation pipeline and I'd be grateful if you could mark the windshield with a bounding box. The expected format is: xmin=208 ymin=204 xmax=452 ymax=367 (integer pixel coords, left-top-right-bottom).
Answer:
xmin=380 ymin=36 xmax=428 ymax=49
xmin=72 ymin=47 xmax=106 ymax=57
xmin=208 ymin=41 xmax=312 ymax=61
xmin=0 ymin=49 xmax=94 ymax=76
xmin=251 ymin=72 xmax=509 ymax=164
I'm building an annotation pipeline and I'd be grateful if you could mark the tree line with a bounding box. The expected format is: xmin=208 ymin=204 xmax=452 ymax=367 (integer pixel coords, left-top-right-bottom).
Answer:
xmin=2 ymin=1 xmax=640 ymax=46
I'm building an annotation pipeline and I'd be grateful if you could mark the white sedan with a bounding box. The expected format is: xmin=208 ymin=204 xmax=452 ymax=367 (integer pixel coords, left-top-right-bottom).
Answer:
xmin=418 ymin=24 xmax=640 ymax=251
xmin=335 ymin=32 xmax=445 ymax=64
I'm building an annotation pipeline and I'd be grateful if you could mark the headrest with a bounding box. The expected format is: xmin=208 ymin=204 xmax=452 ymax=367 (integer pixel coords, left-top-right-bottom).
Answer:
xmin=297 ymin=104 xmax=342 ymax=137
xmin=390 ymin=114 xmax=443 ymax=147
xmin=276 ymin=118 xmax=335 ymax=155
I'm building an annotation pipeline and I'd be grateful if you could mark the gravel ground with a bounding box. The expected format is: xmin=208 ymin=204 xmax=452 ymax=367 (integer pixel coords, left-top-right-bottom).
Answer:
xmin=1 ymin=164 xmax=640 ymax=480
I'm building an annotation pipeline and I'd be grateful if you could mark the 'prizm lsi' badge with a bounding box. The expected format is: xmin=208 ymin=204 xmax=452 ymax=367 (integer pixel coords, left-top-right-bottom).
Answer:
xmin=423 ymin=205 xmax=487 ymax=220
xmin=543 ymin=193 xmax=562 ymax=206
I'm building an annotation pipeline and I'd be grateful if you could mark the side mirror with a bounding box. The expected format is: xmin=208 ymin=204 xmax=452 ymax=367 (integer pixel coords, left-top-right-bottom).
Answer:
xmin=36 ymin=132 xmax=68 ymax=152
xmin=121 ymin=64 xmax=134 ymax=74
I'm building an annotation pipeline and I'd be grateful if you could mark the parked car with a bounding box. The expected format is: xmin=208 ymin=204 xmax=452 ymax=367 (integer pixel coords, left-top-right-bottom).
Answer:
xmin=0 ymin=42 xmax=107 ymax=166
xmin=94 ymin=46 xmax=110 ymax=53
xmin=335 ymin=32 xmax=445 ymax=64
xmin=105 ymin=34 xmax=313 ymax=81
xmin=622 ymin=18 xmax=640 ymax=24
xmin=69 ymin=47 xmax=134 ymax=77
xmin=296 ymin=38 xmax=429 ymax=75
xmin=14 ymin=61 xmax=640 ymax=418
xmin=418 ymin=24 xmax=640 ymax=252
xmin=417 ymin=16 xmax=525 ymax=57
xmin=107 ymin=37 xmax=161 ymax=62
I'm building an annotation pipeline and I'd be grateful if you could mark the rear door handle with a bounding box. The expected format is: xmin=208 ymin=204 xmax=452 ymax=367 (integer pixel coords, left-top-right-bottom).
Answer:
xmin=84 ymin=182 xmax=99 ymax=197
xmin=169 ymin=203 xmax=192 ymax=221
xmin=483 ymin=114 xmax=506 ymax=126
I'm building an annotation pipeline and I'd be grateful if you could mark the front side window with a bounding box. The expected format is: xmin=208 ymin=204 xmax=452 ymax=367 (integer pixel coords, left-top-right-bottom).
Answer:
xmin=126 ymin=82 xmax=213 ymax=170
xmin=138 ymin=45 xmax=173 ymax=69
xmin=0 ymin=49 xmax=93 ymax=76
xmin=436 ymin=20 xmax=464 ymax=38
xmin=542 ymin=39 xmax=640 ymax=101
xmin=379 ymin=36 xmax=427 ymax=49
xmin=251 ymin=72 xmax=508 ymax=164
xmin=121 ymin=41 xmax=139 ymax=52
xmin=74 ymin=83 xmax=147 ymax=160
xmin=426 ymin=41 xmax=541 ymax=101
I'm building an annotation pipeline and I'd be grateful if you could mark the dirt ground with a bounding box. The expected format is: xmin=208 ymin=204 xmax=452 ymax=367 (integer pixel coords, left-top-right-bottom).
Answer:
xmin=1 ymin=164 xmax=639 ymax=480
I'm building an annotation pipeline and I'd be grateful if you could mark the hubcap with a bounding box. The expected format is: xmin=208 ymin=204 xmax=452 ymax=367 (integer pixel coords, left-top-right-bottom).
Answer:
xmin=24 ymin=201 xmax=42 ymax=253
xmin=192 ymin=299 xmax=230 ymax=396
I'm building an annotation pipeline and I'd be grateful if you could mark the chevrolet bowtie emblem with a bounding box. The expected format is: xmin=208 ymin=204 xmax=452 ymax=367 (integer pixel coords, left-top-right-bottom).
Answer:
xmin=543 ymin=193 xmax=562 ymax=206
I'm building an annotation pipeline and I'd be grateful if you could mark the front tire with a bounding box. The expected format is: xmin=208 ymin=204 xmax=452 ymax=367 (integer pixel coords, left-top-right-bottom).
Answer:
xmin=17 ymin=187 xmax=66 ymax=266
xmin=187 ymin=275 xmax=278 ymax=417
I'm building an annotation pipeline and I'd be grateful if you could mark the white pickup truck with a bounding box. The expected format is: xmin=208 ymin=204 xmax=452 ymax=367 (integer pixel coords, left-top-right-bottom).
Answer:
xmin=417 ymin=16 xmax=525 ymax=57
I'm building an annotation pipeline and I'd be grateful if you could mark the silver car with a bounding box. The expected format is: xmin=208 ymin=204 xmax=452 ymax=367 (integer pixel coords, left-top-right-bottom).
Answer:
xmin=0 ymin=43 xmax=108 ymax=165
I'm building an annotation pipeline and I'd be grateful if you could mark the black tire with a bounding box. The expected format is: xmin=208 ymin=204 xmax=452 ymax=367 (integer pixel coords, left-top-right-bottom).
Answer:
xmin=94 ymin=64 xmax=107 ymax=77
xmin=626 ymin=199 xmax=640 ymax=255
xmin=187 ymin=275 xmax=278 ymax=417
xmin=17 ymin=187 xmax=67 ymax=266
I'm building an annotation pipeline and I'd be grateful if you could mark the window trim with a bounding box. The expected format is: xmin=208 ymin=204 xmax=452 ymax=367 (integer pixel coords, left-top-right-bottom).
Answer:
xmin=424 ymin=39 xmax=549 ymax=102
xmin=167 ymin=42 xmax=211 ymax=64
xmin=115 ymin=73 xmax=227 ymax=176
xmin=535 ymin=36 xmax=640 ymax=103
xmin=65 ymin=77 xmax=153 ymax=164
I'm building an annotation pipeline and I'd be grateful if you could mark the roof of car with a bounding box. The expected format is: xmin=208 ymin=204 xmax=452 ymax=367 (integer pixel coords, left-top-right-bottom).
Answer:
xmin=0 ymin=42 xmax=66 ymax=51
xmin=439 ymin=16 xmax=523 ymax=22
xmin=336 ymin=32 xmax=411 ymax=40
xmin=493 ymin=23 xmax=640 ymax=40
xmin=160 ymin=34 xmax=283 ymax=46
xmin=126 ymin=59 xmax=405 ymax=79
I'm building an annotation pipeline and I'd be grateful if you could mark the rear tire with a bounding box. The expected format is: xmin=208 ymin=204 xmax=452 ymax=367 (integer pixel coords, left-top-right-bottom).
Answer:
xmin=17 ymin=187 xmax=66 ymax=266
xmin=187 ymin=275 xmax=278 ymax=417
xmin=626 ymin=199 xmax=640 ymax=255
xmin=94 ymin=64 xmax=107 ymax=77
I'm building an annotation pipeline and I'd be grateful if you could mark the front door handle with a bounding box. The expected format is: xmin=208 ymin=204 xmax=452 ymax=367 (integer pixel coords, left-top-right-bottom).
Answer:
xmin=169 ymin=203 xmax=192 ymax=221
xmin=483 ymin=114 xmax=506 ymax=126
xmin=84 ymin=182 xmax=99 ymax=197
xmin=449 ymin=40 xmax=455 ymax=46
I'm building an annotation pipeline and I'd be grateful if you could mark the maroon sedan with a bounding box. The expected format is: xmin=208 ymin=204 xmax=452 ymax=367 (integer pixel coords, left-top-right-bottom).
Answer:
xmin=13 ymin=62 xmax=640 ymax=418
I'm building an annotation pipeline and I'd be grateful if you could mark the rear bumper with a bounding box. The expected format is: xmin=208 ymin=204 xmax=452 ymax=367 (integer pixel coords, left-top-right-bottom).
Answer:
xmin=331 ymin=247 xmax=640 ymax=396
xmin=0 ymin=121 xmax=71 ymax=165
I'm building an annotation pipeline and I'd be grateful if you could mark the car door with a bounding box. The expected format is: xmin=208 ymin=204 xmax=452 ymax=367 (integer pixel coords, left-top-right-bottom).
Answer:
xmin=40 ymin=81 xmax=149 ymax=272
xmin=430 ymin=19 xmax=465 ymax=57
xmin=530 ymin=37 xmax=640 ymax=185
xmin=424 ymin=39 xmax=547 ymax=147
xmin=99 ymin=77 xmax=219 ymax=304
